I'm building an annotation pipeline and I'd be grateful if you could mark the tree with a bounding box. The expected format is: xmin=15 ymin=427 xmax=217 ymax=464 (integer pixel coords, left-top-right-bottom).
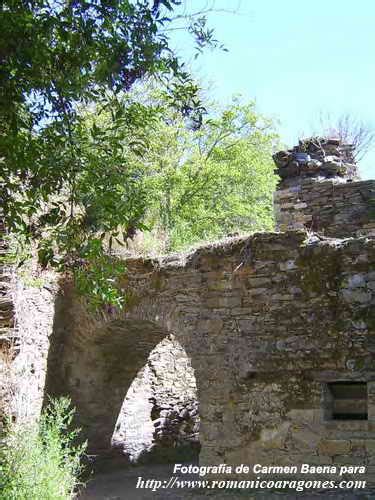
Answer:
xmin=143 ymin=97 xmax=279 ymax=250
xmin=0 ymin=0 xmax=204 ymax=232
xmin=0 ymin=1 xmax=223 ymax=307
xmin=82 ymin=90 xmax=279 ymax=253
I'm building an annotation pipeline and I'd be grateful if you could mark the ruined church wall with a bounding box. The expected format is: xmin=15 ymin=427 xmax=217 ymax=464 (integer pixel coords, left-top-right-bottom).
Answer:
xmin=1 ymin=134 xmax=374 ymax=489
xmin=43 ymin=283 xmax=202 ymax=458
xmin=9 ymin=279 xmax=57 ymax=423
xmin=195 ymin=234 xmax=375 ymax=482
xmin=0 ymin=210 xmax=57 ymax=432
xmin=0 ymin=216 xmax=14 ymax=433
xmin=0 ymin=271 xmax=56 ymax=430
xmin=126 ymin=232 xmax=375 ymax=482
xmin=1 ymin=175 xmax=374 ymax=484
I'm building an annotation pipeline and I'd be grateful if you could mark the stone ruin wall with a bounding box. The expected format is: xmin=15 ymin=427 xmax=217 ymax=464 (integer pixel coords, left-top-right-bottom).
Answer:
xmin=0 ymin=209 xmax=58 ymax=436
xmin=1 ymin=234 xmax=375 ymax=485
xmin=0 ymin=261 xmax=56 ymax=435
xmin=42 ymin=281 xmax=202 ymax=462
xmin=10 ymin=279 xmax=57 ymax=423
xmin=274 ymin=179 xmax=375 ymax=238
xmin=0 ymin=215 xmax=14 ymax=435
xmin=273 ymin=137 xmax=359 ymax=185
xmin=43 ymin=229 xmax=375 ymax=484
xmin=273 ymin=137 xmax=375 ymax=238
xmin=0 ymin=231 xmax=198 ymax=462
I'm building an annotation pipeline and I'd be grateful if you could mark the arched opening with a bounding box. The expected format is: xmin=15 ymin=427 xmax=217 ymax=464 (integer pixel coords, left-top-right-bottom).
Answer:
xmin=44 ymin=312 xmax=200 ymax=465
xmin=111 ymin=335 xmax=200 ymax=464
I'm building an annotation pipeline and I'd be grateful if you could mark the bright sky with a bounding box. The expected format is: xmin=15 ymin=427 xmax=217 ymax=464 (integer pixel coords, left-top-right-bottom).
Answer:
xmin=171 ymin=0 xmax=375 ymax=179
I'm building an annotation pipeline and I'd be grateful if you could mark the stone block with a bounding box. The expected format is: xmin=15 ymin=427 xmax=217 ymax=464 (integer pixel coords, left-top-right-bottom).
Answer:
xmin=196 ymin=318 xmax=223 ymax=333
xmin=260 ymin=421 xmax=290 ymax=450
xmin=365 ymin=440 xmax=375 ymax=455
xmin=288 ymin=425 xmax=321 ymax=451
xmin=205 ymin=295 xmax=242 ymax=308
xmin=287 ymin=408 xmax=321 ymax=424
xmin=318 ymin=440 xmax=351 ymax=456
xmin=333 ymin=456 xmax=367 ymax=466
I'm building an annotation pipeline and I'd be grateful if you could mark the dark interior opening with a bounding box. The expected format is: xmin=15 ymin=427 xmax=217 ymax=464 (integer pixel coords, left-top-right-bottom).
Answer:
xmin=327 ymin=381 xmax=368 ymax=421
xmin=332 ymin=412 xmax=368 ymax=420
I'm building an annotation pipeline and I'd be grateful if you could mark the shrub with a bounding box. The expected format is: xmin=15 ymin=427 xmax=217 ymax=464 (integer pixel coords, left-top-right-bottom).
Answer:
xmin=0 ymin=397 xmax=86 ymax=499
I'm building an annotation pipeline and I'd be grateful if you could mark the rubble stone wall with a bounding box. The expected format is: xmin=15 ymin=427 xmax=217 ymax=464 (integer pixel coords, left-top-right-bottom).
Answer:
xmin=10 ymin=279 xmax=57 ymax=423
xmin=111 ymin=336 xmax=199 ymax=463
xmin=0 ymin=268 xmax=56 ymax=432
xmin=0 ymin=210 xmax=57 ymax=433
xmin=45 ymin=231 xmax=375 ymax=483
xmin=0 ymin=216 xmax=14 ymax=434
xmin=274 ymin=179 xmax=375 ymax=238
xmin=273 ymin=137 xmax=359 ymax=185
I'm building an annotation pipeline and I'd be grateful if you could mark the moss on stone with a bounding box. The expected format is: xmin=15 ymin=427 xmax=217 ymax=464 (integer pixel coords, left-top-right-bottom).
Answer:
xmin=297 ymin=243 xmax=345 ymax=328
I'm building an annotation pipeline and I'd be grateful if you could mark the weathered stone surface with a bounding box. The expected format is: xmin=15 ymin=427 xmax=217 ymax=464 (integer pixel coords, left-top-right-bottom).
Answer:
xmin=111 ymin=336 xmax=199 ymax=463
xmin=273 ymin=137 xmax=358 ymax=183
xmin=0 ymin=220 xmax=14 ymax=428
xmin=318 ymin=440 xmax=351 ymax=456
xmin=35 ymin=231 xmax=374 ymax=483
xmin=274 ymin=178 xmax=375 ymax=238
xmin=273 ymin=137 xmax=374 ymax=238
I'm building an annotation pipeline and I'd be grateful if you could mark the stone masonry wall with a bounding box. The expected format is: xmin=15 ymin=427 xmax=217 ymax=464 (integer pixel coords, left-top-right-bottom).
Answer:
xmin=273 ymin=136 xmax=374 ymax=238
xmin=274 ymin=179 xmax=375 ymax=237
xmin=45 ymin=230 xmax=375 ymax=484
xmin=0 ymin=224 xmax=56 ymax=431
xmin=1 ymin=135 xmax=374 ymax=488
xmin=273 ymin=137 xmax=359 ymax=185
xmin=10 ymin=278 xmax=57 ymax=423
xmin=0 ymin=215 xmax=14 ymax=435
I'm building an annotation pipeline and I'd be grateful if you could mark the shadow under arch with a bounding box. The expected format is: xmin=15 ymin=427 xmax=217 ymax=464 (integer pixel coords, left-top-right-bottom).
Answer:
xmin=45 ymin=316 xmax=169 ymax=454
xmin=43 ymin=283 xmax=201 ymax=466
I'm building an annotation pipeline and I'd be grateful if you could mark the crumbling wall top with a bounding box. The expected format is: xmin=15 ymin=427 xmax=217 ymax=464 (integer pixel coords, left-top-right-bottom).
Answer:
xmin=273 ymin=137 xmax=359 ymax=188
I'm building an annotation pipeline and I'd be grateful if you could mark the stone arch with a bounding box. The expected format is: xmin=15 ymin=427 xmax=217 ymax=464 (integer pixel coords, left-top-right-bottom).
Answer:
xmin=68 ymin=318 xmax=171 ymax=453
xmin=44 ymin=281 xmax=201 ymax=459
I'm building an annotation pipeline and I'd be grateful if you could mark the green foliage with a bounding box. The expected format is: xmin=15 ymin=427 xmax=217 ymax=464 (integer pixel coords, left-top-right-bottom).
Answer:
xmin=0 ymin=0 xmax=191 ymax=123
xmin=0 ymin=0 xmax=219 ymax=308
xmin=74 ymin=239 xmax=126 ymax=310
xmin=134 ymin=94 xmax=280 ymax=251
xmin=0 ymin=0 xmax=215 ymax=240
xmin=0 ymin=1 xmax=276 ymax=305
xmin=0 ymin=397 xmax=86 ymax=500
xmin=0 ymin=233 xmax=31 ymax=267
xmin=69 ymin=90 xmax=279 ymax=256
